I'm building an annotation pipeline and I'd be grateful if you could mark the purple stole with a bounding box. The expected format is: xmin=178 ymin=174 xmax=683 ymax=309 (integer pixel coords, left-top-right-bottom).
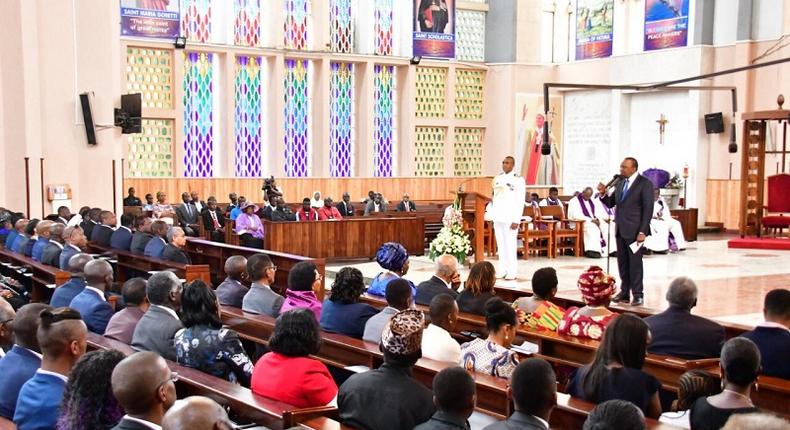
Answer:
xmin=577 ymin=195 xmax=606 ymax=248
xmin=546 ymin=198 xmax=560 ymax=206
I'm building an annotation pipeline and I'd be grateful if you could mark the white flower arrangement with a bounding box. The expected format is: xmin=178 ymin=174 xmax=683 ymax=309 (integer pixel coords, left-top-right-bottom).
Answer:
xmin=429 ymin=198 xmax=472 ymax=263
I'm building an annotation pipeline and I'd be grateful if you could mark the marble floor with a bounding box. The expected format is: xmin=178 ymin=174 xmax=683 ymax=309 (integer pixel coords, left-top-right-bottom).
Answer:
xmin=326 ymin=238 xmax=790 ymax=328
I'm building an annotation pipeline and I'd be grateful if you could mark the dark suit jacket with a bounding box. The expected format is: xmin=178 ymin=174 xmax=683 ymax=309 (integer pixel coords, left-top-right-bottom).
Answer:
xmin=130 ymin=232 xmax=153 ymax=255
xmin=271 ymin=207 xmax=296 ymax=221
xmin=176 ymin=203 xmax=200 ymax=227
xmin=59 ymin=244 xmax=81 ymax=270
xmin=22 ymin=238 xmax=35 ymax=257
xmin=645 ymin=306 xmax=724 ymax=360
xmin=91 ymin=224 xmax=114 ymax=247
xmin=69 ymin=288 xmax=114 ymax=334
xmin=201 ymin=208 xmax=226 ymax=231
xmin=162 ymin=244 xmax=191 ymax=264
xmin=144 ymin=236 xmax=167 ymax=258
xmin=599 ymin=174 xmax=654 ymax=240
xmin=396 ymin=201 xmax=417 ymax=212
xmin=109 ymin=226 xmax=133 ymax=251
xmin=741 ymin=326 xmax=790 ymax=379
xmin=123 ymin=196 xmax=142 ymax=207
xmin=337 ymin=201 xmax=355 ymax=217
xmin=132 ymin=305 xmax=183 ymax=361
xmin=482 ymin=412 xmax=548 ymax=430
xmin=415 ymin=276 xmax=458 ymax=306
xmin=40 ymin=241 xmax=63 ymax=267
xmin=81 ymin=220 xmax=97 ymax=240
xmin=110 ymin=416 xmax=159 ymax=430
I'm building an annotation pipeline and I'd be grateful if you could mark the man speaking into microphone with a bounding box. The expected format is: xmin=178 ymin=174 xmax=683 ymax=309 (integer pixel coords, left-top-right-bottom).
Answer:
xmin=597 ymin=157 xmax=654 ymax=306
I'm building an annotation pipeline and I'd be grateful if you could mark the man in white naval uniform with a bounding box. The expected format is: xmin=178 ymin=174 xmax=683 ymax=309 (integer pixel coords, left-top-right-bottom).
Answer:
xmin=567 ymin=187 xmax=617 ymax=258
xmin=491 ymin=156 xmax=526 ymax=280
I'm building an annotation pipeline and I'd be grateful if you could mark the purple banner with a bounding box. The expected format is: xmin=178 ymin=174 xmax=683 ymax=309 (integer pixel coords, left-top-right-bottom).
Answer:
xmin=121 ymin=0 xmax=180 ymax=39
xmin=413 ymin=0 xmax=456 ymax=59
xmin=576 ymin=0 xmax=614 ymax=60
xmin=644 ymin=0 xmax=689 ymax=51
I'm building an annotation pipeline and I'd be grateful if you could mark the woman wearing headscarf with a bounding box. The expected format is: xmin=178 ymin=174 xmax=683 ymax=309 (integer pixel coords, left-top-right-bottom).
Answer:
xmin=557 ymin=266 xmax=618 ymax=340
xmin=367 ymin=242 xmax=416 ymax=297
xmin=310 ymin=191 xmax=323 ymax=209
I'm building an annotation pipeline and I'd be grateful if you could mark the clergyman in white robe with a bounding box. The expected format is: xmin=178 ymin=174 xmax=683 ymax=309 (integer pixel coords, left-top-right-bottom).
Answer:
xmin=644 ymin=196 xmax=687 ymax=252
xmin=567 ymin=189 xmax=616 ymax=256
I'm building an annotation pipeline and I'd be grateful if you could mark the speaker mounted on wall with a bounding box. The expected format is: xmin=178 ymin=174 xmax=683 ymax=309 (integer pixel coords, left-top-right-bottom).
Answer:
xmin=79 ymin=92 xmax=98 ymax=145
xmin=704 ymin=112 xmax=725 ymax=134
xmin=114 ymin=93 xmax=142 ymax=134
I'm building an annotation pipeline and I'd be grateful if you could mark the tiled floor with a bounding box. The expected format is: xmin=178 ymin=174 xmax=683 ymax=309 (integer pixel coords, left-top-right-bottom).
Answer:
xmin=327 ymin=238 xmax=790 ymax=328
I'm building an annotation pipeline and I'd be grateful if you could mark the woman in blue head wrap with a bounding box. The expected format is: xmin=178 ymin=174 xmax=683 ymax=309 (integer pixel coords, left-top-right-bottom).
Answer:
xmin=367 ymin=242 xmax=416 ymax=297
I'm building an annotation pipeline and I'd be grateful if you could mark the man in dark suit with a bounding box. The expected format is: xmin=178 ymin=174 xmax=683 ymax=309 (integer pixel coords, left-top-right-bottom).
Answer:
xmin=143 ymin=221 xmax=168 ymax=259
xmin=123 ymin=187 xmax=142 ymax=207
xmin=130 ymin=217 xmax=153 ymax=255
xmin=110 ymin=214 xmax=135 ymax=251
xmin=270 ymin=197 xmax=296 ymax=221
xmin=396 ymin=193 xmax=417 ymax=212
xmin=597 ymin=157 xmax=654 ymax=306
xmin=132 ymin=271 xmax=183 ymax=361
xmin=415 ymin=254 xmax=460 ymax=305
xmin=59 ymin=226 xmax=87 ymax=270
xmin=80 ymin=208 xmax=101 ymax=240
xmin=51 ymin=253 xmax=92 ymax=308
xmin=175 ymin=192 xmax=200 ymax=237
xmin=337 ymin=192 xmax=355 ymax=217
xmin=90 ymin=211 xmax=117 ymax=247
xmin=40 ymin=223 xmax=65 ymax=267
xmin=201 ymin=197 xmax=225 ymax=242
xmin=741 ymin=288 xmax=790 ymax=379
xmin=645 ymin=277 xmax=724 ymax=359
xmin=162 ymin=227 xmax=191 ymax=264
xmin=110 ymin=351 xmax=177 ymax=430
xmin=56 ymin=206 xmax=71 ymax=225
xmin=69 ymin=259 xmax=115 ymax=334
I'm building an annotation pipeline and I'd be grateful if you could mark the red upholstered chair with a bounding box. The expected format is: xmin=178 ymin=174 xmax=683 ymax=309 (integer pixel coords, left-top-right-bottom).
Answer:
xmin=762 ymin=174 xmax=790 ymax=237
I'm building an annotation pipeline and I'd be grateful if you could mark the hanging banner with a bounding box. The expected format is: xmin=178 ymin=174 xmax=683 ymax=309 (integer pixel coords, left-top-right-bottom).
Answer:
xmin=575 ymin=0 xmax=614 ymax=60
xmin=644 ymin=0 xmax=690 ymax=51
xmin=413 ymin=0 xmax=456 ymax=59
xmin=121 ymin=0 xmax=181 ymax=39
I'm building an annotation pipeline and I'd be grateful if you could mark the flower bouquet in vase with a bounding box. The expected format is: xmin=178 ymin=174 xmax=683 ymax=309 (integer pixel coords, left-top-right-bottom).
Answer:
xmin=429 ymin=198 xmax=472 ymax=264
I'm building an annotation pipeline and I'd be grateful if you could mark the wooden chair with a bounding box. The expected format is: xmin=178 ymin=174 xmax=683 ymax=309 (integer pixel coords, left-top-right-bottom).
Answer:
xmin=519 ymin=206 xmax=554 ymax=258
xmin=762 ymin=174 xmax=790 ymax=237
xmin=484 ymin=220 xmax=496 ymax=256
xmin=541 ymin=205 xmax=584 ymax=257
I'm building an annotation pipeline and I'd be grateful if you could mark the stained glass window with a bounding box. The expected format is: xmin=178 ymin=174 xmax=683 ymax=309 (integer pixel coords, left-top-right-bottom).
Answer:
xmin=125 ymin=47 xmax=173 ymax=109
xmin=456 ymin=9 xmax=486 ymax=61
xmin=234 ymin=0 xmax=261 ymax=47
xmin=373 ymin=64 xmax=396 ymax=177
xmin=284 ymin=59 xmax=311 ymax=177
xmin=181 ymin=0 xmax=212 ymax=43
xmin=454 ymin=69 xmax=485 ymax=119
xmin=183 ymin=52 xmax=215 ymax=177
xmin=414 ymin=127 xmax=446 ymax=176
xmin=454 ymin=127 xmax=484 ymax=176
xmin=127 ymin=119 xmax=174 ymax=177
xmin=415 ymin=67 xmax=447 ymax=118
xmin=235 ymin=56 xmax=263 ymax=177
xmin=330 ymin=0 xmax=353 ymax=53
xmin=330 ymin=62 xmax=354 ymax=177
xmin=284 ymin=0 xmax=310 ymax=50
xmin=374 ymin=0 xmax=393 ymax=56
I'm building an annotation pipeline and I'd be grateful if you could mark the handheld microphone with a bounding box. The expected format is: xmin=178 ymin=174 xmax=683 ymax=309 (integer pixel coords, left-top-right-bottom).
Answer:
xmin=604 ymin=174 xmax=622 ymax=189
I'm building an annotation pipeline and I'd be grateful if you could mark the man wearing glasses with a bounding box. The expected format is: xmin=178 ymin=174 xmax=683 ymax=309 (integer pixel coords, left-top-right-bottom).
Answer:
xmin=241 ymin=254 xmax=284 ymax=318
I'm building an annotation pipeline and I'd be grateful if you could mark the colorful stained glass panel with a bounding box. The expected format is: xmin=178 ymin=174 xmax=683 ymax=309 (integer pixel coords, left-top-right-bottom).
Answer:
xmin=181 ymin=0 xmax=212 ymax=43
xmin=183 ymin=52 xmax=214 ymax=177
xmin=284 ymin=59 xmax=310 ymax=177
xmin=374 ymin=0 xmax=393 ymax=56
xmin=284 ymin=0 xmax=310 ymax=50
xmin=330 ymin=62 xmax=354 ymax=177
xmin=235 ymin=56 xmax=263 ymax=177
xmin=234 ymin=0 xmax=261 ymax=47
xmin=373 ymin=65 xmax=396 ymax=177
xmin=330 ymin=0 xmax=353 ymax=53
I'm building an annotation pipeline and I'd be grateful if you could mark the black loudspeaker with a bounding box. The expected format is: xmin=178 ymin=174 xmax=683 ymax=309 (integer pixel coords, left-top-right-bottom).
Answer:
xmin=704 ymin=112 xmax=724 ymax=134
xmin=115 ymin=93 xmax=142 ymax=134
xmin=79 ymin=93 xmax=98 ymax=145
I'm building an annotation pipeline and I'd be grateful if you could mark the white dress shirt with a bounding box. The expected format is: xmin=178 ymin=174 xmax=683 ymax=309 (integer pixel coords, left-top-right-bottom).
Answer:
xmin=421 ymin=324 xmax=461 ymax=363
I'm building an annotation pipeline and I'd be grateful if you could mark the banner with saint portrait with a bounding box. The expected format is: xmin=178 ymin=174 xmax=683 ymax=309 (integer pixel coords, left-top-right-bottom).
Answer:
xmin=514 ymin=94 xmax=563 ymax=186
xmin=413 ymin=0 xmax=456 ymax=59
xmin=575 ymin=0 xmax=614 ymax=60
xmin=120 ymin=0 xmax=180 ymax=39
xmin=644 ymin=0 xmax=689 ymax=51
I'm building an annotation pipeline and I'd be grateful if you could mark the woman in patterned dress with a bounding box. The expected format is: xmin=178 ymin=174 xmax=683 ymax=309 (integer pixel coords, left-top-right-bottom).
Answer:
xmin=459 ymin=297 xmax=519 ymax=379
xmin=174 ymin=280 xmax=253 ymax=386
xmin=557 ymin=266 xmax=618 ymax=340
xmin=513 ymin=267 xmax=565 ymax=331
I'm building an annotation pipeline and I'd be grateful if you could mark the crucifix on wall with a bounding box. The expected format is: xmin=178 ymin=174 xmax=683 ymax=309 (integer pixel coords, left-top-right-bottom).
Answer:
xmin=656 ymin=114 xmax=668 ymax=145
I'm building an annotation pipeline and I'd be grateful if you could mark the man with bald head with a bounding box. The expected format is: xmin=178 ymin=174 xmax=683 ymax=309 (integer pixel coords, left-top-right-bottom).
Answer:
xmin=0 ymin=299 xmax=14 ymax=356
xmin=644 ymin=277 xmax=724 ymax=360
xmin=162 ymin=227 xmax=191 ymax=264
xmin=415 ymin=254 xmax=461 ymax=306
xmin=69 ymin=259 xmax=115 ymax=334
xmin=111 ymin=351 xmax=177 ymax=430
xmin=216 ymin=255 xmax=249 ymax=307
xmin=50 ymin=253 xmax=92 ymax=308
xmin=0 ymin=303 xmax=50 ymax=420
xmin=132 ymin=271 xmax=183 ymax=360
xmin=14 ymin=307 xmax=87 ymax=429
xmin=105 ymin=278 xmax=149 ymax=344
xmin=31 ymin=220 xmax=54 ymax=262
xmin=40 ymin=223 xmax=65 ymax=267
xmin=91 ymin=210 xmax=117 ymax=247
xmin=162 ymin=396 xmax=234 ymax=430
xmin=60 ymin=226 xmax=87 ymax=270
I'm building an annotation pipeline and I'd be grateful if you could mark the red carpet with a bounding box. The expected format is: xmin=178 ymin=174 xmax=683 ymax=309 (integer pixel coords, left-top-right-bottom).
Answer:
xmin=728 ymin=237 xmax=790 ymax=251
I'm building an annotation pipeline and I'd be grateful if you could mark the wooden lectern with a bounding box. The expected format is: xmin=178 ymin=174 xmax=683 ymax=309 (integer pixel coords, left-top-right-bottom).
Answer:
xmin=457 ymin=191 xmax=491 ymax=262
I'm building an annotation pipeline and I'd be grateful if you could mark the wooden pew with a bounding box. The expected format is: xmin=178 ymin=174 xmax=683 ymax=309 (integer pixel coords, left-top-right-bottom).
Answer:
xmin=183 ymin=238 xmax=326 ymax=300
xmin=86 ymin=243 xmax=211 ymax=285
xmin=704 ymin=366 xmax=790 ymax=418
xmin=0 ymin=247 xmax=71 ymax=302
xmin=85 ymin=333 xmax=341 ymax=430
